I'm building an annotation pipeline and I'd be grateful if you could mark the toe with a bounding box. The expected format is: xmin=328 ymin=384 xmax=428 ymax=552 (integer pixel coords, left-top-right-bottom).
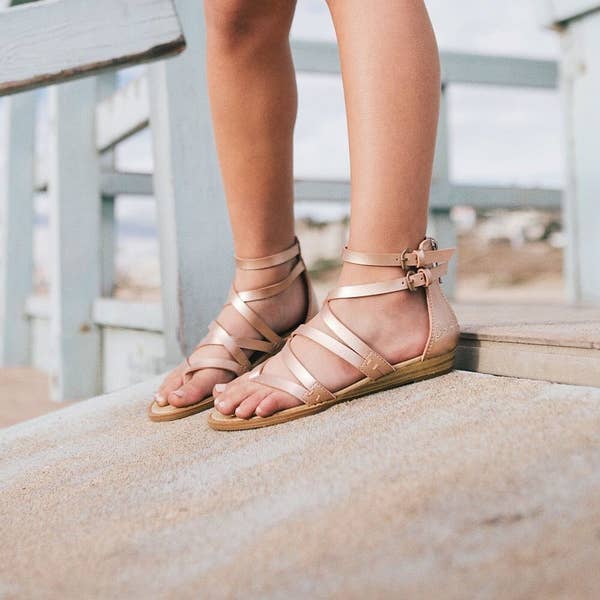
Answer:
xmin=234 ymin=389 xmax=271 ymax=419
xmin=255 ymin=391 xmax=301 ymax=417
xmin=155 ymin=370 xmax=183 ymax=406
xmin=167 ymin=374 xmax=211 ymax=408
xmin=214 ymin=381 xmax=259 ymax=415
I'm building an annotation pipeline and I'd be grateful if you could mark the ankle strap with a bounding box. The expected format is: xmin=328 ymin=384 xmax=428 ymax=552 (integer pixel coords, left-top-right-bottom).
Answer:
xmin=342 ymin=238 xmax=454 ymax=269
xmin=235 ymin=238 xmax=301 ymax=270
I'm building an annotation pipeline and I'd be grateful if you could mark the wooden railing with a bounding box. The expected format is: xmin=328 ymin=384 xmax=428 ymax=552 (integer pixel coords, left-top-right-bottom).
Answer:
xmin=0 ymin=4 xmax=561 ymax=400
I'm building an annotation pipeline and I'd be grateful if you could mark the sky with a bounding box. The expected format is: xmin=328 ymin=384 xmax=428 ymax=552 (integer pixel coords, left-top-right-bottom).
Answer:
xmin=1 ymin=0 xmax=564 ymax=232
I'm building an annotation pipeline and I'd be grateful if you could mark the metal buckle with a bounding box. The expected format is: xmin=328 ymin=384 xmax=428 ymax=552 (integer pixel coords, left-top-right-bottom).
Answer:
xmin=399 ymin=248 xmax=413 ymax=270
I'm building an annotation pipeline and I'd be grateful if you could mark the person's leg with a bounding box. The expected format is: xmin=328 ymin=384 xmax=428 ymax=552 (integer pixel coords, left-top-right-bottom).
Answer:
xmin=155 ymin=0 xmax=305 ymax=408
xmin=215 ymin=0 xmax=441 ymax=418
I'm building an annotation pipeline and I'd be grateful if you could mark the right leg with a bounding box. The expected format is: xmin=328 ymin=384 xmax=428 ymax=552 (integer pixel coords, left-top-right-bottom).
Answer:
xmin=154 ymin=0 xmax=305 ymax=410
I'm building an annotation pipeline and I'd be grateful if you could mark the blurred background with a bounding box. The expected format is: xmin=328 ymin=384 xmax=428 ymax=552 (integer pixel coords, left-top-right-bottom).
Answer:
xmin=0 ymin=0 xmax=570 ymax=425
xmin=4 ymin=0 xmax=565 ymax=306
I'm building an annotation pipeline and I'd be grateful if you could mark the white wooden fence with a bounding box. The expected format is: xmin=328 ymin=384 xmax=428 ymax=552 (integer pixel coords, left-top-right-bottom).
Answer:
xmin=0 ymin=0 xmax=564 ymax=400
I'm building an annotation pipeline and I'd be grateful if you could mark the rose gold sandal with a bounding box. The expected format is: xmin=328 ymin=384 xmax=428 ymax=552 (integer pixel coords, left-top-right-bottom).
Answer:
xmin=208 ymin=237 xmax=459 ymax=431
xmin=148 ymin=238 xmax=318 ymax=422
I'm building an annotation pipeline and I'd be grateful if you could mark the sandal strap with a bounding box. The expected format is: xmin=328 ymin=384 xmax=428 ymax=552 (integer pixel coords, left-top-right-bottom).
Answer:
xmin=185 ymin=240 xmax=308 ymax=380
xmin=242 ymin=237 xmax=454 ymax=407
xmin=235 ymin=238 xmax=301 ymax=270
xmin=250 ymin=360 xmax=335 ymax=406
xmin=237 ymin=259 xmax=305 ymax=303
xmin=342 ymin=240 xmax=454 ymax=269
xmin=320 ymin=304 xmax=394 ymax=378
xmin=328 ymin=263 xmax=447 ymax=301
xmin=184 ymin=356 xmax=245 ymax=379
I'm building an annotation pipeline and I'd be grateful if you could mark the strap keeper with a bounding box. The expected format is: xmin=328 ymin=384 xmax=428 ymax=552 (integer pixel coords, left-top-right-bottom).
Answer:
xmin=405 ymin=270 xmax=418 ymax=292
xmin=399 ymin=248 xmax=413 ymax=270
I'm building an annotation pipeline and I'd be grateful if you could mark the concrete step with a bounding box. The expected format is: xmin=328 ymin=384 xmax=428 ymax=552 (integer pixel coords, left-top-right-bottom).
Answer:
xmin=1 ymin=370 xmax=599 ymax=597
xmin=454 ymin=303 xmax=600 ymax=387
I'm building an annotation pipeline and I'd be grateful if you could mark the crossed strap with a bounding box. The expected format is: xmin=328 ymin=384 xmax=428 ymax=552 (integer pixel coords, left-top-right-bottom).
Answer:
xmin=183 ymin=239 xmax=305 ymax=383
xmin=249 ymin=238 xmax=454 ymax=406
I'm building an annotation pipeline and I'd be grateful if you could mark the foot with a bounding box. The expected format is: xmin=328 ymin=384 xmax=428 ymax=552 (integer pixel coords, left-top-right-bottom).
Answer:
xmin=154 ymin=258 xmax=308 ymax=409
xmin=213 ymin=262 xmax=429 ymax=419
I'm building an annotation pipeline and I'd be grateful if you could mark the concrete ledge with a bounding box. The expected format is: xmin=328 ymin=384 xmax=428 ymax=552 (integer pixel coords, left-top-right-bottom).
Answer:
xmin=455 ymin=303 xmax=600 ymax=387
xmin=1 ymin=371 xmax=599 ymax=597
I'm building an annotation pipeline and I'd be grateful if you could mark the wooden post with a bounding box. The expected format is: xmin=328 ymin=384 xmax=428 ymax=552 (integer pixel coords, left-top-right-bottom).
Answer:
xmin=48 ymin=79 xmax=102 ymax=401
xmin=430 ymin=84 xmax=457 ymax=298
xmin=98 ymin=72 xmax=117 ymax=297
xmin=149 ymin=0 xmax=233 ymax=364
xmin=0 ymin=91 xmax=37 ymax=366
xmin=558 ymin=9 xmax=600 ymax=304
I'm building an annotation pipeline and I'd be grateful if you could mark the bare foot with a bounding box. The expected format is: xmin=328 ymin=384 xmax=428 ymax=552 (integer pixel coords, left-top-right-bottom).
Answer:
xmin=153 ymin=257 xmax=308 ymax=409
xmin=213 ymin=262 xmax=429 ymax=419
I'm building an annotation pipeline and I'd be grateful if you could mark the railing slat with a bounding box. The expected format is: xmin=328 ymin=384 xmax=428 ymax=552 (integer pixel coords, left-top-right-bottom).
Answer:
xmin=48 ymin=79 xmax=102 ymax=401
xmin=96 ymin=74 xmax=150 ymax=152
xmin=0 ymin=91 xmax=36 ymax=365
xmin=149 ymin=0 xmax=233 ymax=363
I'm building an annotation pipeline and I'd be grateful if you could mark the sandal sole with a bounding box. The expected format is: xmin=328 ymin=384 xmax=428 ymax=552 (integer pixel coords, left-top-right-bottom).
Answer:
xmin=207 ymin=350 xmax=456 ymax=431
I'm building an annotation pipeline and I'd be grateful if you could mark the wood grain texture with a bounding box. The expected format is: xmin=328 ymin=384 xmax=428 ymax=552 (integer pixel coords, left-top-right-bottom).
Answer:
xmin=0 ymin=0 xmax=185 ymax=96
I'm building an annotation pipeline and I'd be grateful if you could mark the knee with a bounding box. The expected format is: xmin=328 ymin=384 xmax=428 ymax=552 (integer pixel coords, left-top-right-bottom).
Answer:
xmin=204 ymin=0 xmax=292 ymax=50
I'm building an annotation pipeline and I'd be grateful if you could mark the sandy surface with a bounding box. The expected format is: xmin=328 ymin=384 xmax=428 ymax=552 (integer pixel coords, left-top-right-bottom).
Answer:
xmin=1 ymin=370 xmax=599 ymax=599
xmin=0 ymin=368 xmax=68 ymax=428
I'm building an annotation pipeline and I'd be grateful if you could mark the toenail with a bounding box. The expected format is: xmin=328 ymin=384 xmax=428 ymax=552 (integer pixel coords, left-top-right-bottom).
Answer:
xmin=173 ymin=389 xmax=184 ymax=397
xmin=155 ymin=393 xmax=166 ymax=406
xmin=255 ymin=406 xmax=263 ymax=416
xmin=214 ymin=383 xmax=226 ymax=392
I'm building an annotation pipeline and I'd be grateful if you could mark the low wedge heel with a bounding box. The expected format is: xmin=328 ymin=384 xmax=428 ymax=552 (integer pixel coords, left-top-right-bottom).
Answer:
xmin=208 ymin=237 xmax=460 ymax=431
xmin=148 ymin=238 xmax=318 ymax=422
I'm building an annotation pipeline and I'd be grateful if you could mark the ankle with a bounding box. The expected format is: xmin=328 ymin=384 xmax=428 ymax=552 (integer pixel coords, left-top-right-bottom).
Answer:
xmin=234 ymin=258 xmax=297 ymax=291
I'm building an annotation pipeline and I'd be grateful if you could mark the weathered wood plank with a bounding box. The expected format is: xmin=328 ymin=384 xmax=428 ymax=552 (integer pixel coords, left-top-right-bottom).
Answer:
xmin=96 ymin=74 xmax=150 ymax=151
xmin=0 ymin=91 xmax=36 ymax=366
xmin=48 ymin=79 xmax=102 ymax=401
xmin=429 ymin=86 xmax=457 ymax=297
xmin=98 ymin=73 xmax=117 ymax=297
xmin=559 ymin=10 xmax=600 ymax=303
xmin=149 ymin=0 xmax=233 ymax=362
xmin=0 ymin=0 xmax=185 ymax=96
xmin=290 ymin=40 xmax=558 ymax=89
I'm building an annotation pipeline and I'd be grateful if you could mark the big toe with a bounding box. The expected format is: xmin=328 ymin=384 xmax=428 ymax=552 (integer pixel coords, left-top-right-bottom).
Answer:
xmin=155 ymin=370 xmax=183 ymax=406
xmin=168 ymin=375 xmax=212 ymax=408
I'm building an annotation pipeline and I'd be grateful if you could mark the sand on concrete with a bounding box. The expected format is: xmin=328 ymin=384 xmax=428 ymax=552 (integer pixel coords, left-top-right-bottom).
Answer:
xmin=1 ymin=370 xmax=599 ymax=599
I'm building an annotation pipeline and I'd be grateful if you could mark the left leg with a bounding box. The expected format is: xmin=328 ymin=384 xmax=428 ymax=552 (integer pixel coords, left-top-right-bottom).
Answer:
xmin=215 ymin=0 xmax=442 ymax=418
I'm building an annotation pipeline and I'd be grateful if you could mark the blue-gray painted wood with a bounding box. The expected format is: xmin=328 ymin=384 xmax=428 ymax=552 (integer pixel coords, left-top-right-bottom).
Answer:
xmin=430 ymin=86 xmax=457 ymax=297
xmin=149 ymin=0 xmax=233 ymax=362
xmin=0 ymin=91 xmax=36 ymax=366
xmin=291 ymin=40 xmax=558 ymax=89
xmin=48 ymin=79 xmax=102 ymax=401
xmin=557 ymin=10 xmax=600 ymax=304
xmin=98 ymin=72 xmax=117 ymax=297
xmin=0 ymin=0 xmax=185 ymax=96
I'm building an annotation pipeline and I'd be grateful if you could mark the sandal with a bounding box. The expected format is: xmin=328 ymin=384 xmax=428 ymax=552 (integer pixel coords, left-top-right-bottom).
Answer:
xmin=148 ymin=238 xmax=318 ymax=421
xmin=208 ymin=237 xmax=459 ymax=430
